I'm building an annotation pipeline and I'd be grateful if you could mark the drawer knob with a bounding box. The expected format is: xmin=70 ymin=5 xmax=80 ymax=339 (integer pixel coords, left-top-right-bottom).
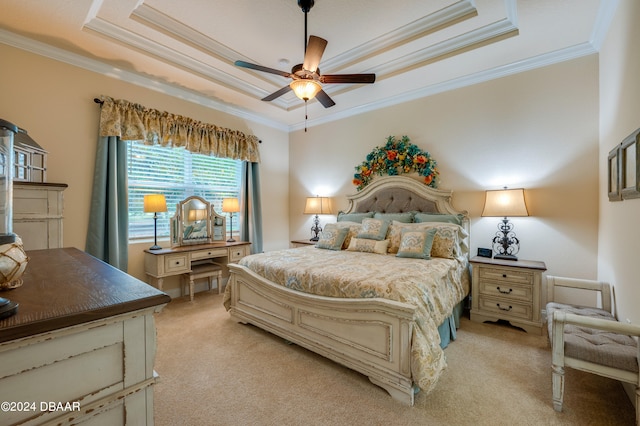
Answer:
xmin=497 ymin=303 xmax=513 ymax=312
xmin=502 ymin=274 xmax=507 ymax=278
xmin=497 ymin=286 xmax=512 ymax=294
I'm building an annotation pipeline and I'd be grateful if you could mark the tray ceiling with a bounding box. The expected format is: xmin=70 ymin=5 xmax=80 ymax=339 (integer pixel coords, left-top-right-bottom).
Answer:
xmin=0 ymin=0 xmax=610 ymax=131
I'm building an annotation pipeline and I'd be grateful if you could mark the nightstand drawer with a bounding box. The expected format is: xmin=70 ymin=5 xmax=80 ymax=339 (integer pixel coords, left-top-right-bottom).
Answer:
xmin=479 ymin=267 xmax=533 ymax=286
xmin=478 ymin=295 xmax=532 ymax=320
xmin=165 ymin=254 xmax=189 ymax=274
xmin=191 ymin=248 xmax=227 ymax=260
xmin=478 ymin=280 xmax=532 ymax=302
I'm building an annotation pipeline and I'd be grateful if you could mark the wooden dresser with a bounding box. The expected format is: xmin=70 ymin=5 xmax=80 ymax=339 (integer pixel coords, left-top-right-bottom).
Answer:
xmin=470 ymin=256 xmax=547 ymax=334
xmin=0 ymin=248 xmax=170 ymax=425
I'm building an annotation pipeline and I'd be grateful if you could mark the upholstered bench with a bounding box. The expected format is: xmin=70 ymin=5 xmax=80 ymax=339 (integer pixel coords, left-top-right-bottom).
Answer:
xmin=545 ymin=276 xmax=640 ymax=424
xmin=182 ymin=261 xmax=223 ymax=302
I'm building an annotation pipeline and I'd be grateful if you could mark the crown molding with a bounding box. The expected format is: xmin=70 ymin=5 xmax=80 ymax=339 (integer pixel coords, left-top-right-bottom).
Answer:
xmin=290 ymin=42 xmax=597 ymax=132
xmin=589 ymin=0 xmax=619 ymax=51
xmin=0 ymin=29 xmax=288 ymax=132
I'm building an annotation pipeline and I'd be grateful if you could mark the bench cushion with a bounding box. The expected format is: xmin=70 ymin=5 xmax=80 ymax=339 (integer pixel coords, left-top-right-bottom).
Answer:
xmin=547 ymin=302 xmax=639 ymax=373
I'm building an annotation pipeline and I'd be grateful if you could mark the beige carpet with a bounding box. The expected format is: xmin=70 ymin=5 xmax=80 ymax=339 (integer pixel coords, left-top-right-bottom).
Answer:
xmin=153 ymin=292 xmax=635 ymax=426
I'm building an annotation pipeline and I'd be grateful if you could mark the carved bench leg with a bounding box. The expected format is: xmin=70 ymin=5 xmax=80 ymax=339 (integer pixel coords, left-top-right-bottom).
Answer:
xmin=552 ymin=364 xmax=565 ymax=412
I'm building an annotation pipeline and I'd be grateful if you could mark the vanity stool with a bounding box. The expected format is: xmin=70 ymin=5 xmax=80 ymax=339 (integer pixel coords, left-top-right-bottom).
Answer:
xmin=182 ymin=261 xmax=223 ymax=301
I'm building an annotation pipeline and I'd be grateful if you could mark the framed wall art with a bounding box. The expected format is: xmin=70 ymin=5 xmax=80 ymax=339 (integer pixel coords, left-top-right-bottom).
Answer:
xmin=621 ymin=128 xmax=640 ymax=200
xmin=608 ymin=144 xmax=622 ymax=201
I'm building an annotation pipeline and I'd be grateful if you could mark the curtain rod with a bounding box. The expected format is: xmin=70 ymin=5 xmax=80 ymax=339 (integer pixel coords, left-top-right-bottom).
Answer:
xmin=93 ymin=97 xmax=261 ymax=143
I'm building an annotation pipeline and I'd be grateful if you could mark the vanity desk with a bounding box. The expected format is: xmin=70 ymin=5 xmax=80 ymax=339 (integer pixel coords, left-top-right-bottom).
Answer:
xmin=144 ymin=241 xmax=251 ymax=291
xmin=144 ymin=195 xmax=251 ymax=293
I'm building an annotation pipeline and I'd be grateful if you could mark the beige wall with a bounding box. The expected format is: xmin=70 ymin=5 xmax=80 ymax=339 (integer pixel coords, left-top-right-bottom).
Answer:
xmin=0 ymin=43 xmax=290 ymax=294
xmin=598 ymin=0 xmax=640 ymax=325
xmin=290 ymin=55 xmax=600 ymax=288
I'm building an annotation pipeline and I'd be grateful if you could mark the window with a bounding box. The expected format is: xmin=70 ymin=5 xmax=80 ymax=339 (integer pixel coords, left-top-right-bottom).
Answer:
xmin=127 ymin=140 xmax=242 ymax=240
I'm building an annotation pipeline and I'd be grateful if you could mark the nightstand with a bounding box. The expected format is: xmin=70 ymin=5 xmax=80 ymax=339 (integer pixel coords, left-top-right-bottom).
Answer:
xmin=290 ymin=239 xmax=316 ymax=248
xmin=470 ymin=256 xmax=547 ymax=334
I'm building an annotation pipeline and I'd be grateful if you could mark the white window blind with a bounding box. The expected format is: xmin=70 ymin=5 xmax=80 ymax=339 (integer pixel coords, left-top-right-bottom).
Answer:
xmin=127 ymin=140 xmax=242 ymax=240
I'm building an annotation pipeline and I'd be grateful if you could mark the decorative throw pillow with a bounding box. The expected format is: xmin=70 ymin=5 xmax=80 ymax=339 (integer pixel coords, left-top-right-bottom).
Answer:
xmin=315 ymin=226 xmax=349 ymax=250
xmin=414 ymin=212 xmax=464 ymax=225
xmin=429 ymin=225 xmax=458 ymax=258
xmin=323 ymin=221 xmax=363 ymax=249
xmin=346 ymin=238 xmax=389 ymax=255
xmin=373 ymin=212 xmax=414 ymax=223
xmin=337 ymin=211 xmax=374 ymax=223
xmin=386 ymin=221 xmax=465 ymax=258
xmin=356 ymin=218 xmax=390 ymax=241
xmin=396 ymin=228 xmax=437 ymax=259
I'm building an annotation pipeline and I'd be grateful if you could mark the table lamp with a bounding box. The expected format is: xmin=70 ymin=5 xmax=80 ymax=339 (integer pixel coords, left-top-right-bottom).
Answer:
xmin=222 ymin=198 xmax=240 ymax=242
xmin=304 ymin=196 xmax=332 ymax=241
xmin=143 ymin=194 xmax=167 ymax=250
xmin=481 ymin=188 xmax=529 ymax=260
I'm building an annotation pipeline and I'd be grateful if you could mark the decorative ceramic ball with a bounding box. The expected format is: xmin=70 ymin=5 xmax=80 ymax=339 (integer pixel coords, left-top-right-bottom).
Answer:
xmin=0 ymin=236 xmax=29 ymax=290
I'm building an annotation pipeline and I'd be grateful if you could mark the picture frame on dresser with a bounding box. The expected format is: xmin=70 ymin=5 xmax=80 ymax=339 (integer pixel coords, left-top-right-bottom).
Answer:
xmin=608 ymin=144 xmax=622 ymax=201
xmin=621 ymin=128 xmax=640 ymax=200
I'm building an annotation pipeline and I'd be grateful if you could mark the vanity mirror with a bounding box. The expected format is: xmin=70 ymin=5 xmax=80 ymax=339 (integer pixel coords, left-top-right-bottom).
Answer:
xmin=170 ymin=196 xmax=226 ymax=247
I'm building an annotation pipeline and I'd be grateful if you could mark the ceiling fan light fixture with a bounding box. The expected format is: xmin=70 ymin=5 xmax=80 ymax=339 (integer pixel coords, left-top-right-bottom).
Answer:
xmin=290 ymin=79 xmax=322 ymax=101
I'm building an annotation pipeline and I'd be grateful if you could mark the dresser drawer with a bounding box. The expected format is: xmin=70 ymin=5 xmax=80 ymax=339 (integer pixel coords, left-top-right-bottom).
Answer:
xmin=164 ymin=254 xmax=189 ymax=274
xmin=191 ymin=248 xmax=227 ymax=261
xmin=478 ymin=279 xmax=533 ymax=303
xmin=479 ymin=267 xmax=533 ymax=286
xmin=478 ymin=295 xmax=532 ymax=320
xmin=229 ymin=246 xmax=248 ymax=262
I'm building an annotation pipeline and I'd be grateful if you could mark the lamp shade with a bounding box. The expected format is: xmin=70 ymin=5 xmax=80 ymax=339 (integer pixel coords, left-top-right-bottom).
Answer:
xmin=290 ymin=79 xmax=322 ymax=101
xmin=222 ymin=198 xmax=240 ymax=213
xmin=481 ymin=188 xmax=529 ymax=218
xmin=187 ymin=208 xmax=208 ymax=222
xmin=143 ymin=194 xmax=167 ymax=213
xmin=304 ymin=197 xmax=332 ymax=215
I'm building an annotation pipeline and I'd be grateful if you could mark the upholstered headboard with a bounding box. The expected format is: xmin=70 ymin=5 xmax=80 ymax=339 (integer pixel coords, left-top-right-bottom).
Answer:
xmin=342 ymin=175 xmax=469 ymax=236
xmin=350 ymin=186 xmax=439 ymax=213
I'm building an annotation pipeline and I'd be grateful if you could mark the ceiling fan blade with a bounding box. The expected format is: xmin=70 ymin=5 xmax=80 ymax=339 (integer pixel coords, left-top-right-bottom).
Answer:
xmin=235 ymin=61 xmax=291 ymax=78
xmin=262 ymin=85 xmax=293 ymax=102
xmin=302 ymin=36 xmax=327 ymax=73
xmin=315 ymin=90 xmax=335 ymax=108
xmin=320 ymin=74 xmax=376 ymax=84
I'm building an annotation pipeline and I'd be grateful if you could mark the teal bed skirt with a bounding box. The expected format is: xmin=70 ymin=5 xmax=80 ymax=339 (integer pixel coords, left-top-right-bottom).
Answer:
xmin=438 ymin=299 xmax=465 ymax=349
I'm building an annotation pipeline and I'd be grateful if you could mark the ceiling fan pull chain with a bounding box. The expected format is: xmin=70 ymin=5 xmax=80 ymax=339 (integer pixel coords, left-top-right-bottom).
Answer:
xmin=304 ymin=101 xmax=308 ymax=132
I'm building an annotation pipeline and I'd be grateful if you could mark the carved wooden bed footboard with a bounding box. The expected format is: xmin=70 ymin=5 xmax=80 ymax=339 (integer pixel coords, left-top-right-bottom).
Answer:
xmin=226 ymin=263 xmax=418 ymax=405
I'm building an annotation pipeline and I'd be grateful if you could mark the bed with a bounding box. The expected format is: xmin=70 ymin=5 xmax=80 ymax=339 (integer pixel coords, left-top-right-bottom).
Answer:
xmin=223 ymin=176 xmax=470 ymax=405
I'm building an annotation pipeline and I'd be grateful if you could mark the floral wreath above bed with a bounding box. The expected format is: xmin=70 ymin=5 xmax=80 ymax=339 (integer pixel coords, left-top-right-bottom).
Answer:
xmin=353 ymin=135 xmax=438 ymax=191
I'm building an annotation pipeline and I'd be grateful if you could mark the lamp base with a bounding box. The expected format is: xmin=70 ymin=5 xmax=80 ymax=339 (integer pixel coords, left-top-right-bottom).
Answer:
xmin=494 ymin=253 xmax=518 ymax=261
xmin=227 ymin=238 xmax=236 ymax=243
xmin=309 ymin=236 xmax=319 ymax=242
xmin=149 ymin=244 xmax=162 ymax=251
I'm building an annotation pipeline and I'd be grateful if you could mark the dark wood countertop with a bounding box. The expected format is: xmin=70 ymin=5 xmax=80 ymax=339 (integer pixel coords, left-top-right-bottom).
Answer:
xmin=0 ymin=247 xmax=171 ymax=343
xmin=144 ymin=240 xmax=251 ymax=255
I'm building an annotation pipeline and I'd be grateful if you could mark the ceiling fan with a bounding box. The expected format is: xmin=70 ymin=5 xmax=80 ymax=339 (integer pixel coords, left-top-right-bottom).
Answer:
xmin=234 ymin=0 xmax=376 ymax=108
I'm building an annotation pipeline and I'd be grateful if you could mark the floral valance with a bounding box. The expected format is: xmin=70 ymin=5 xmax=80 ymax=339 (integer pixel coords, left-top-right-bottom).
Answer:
xmin=97 ymin=96 xmax=260 ymax=163
xmin=353 ymin=135 xmax=438 ymax=191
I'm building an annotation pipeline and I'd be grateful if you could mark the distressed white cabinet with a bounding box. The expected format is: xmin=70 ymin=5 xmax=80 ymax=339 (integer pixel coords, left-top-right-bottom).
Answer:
xmin=0 ymin=248 xmax=170 ymax=425
xmin=13 ymin=182 xmax=67 ymax=250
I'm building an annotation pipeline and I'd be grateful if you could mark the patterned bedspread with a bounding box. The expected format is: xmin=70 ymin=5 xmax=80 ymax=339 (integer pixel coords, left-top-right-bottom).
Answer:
xmin=223 ymin=245 xmax=470 ymax=393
